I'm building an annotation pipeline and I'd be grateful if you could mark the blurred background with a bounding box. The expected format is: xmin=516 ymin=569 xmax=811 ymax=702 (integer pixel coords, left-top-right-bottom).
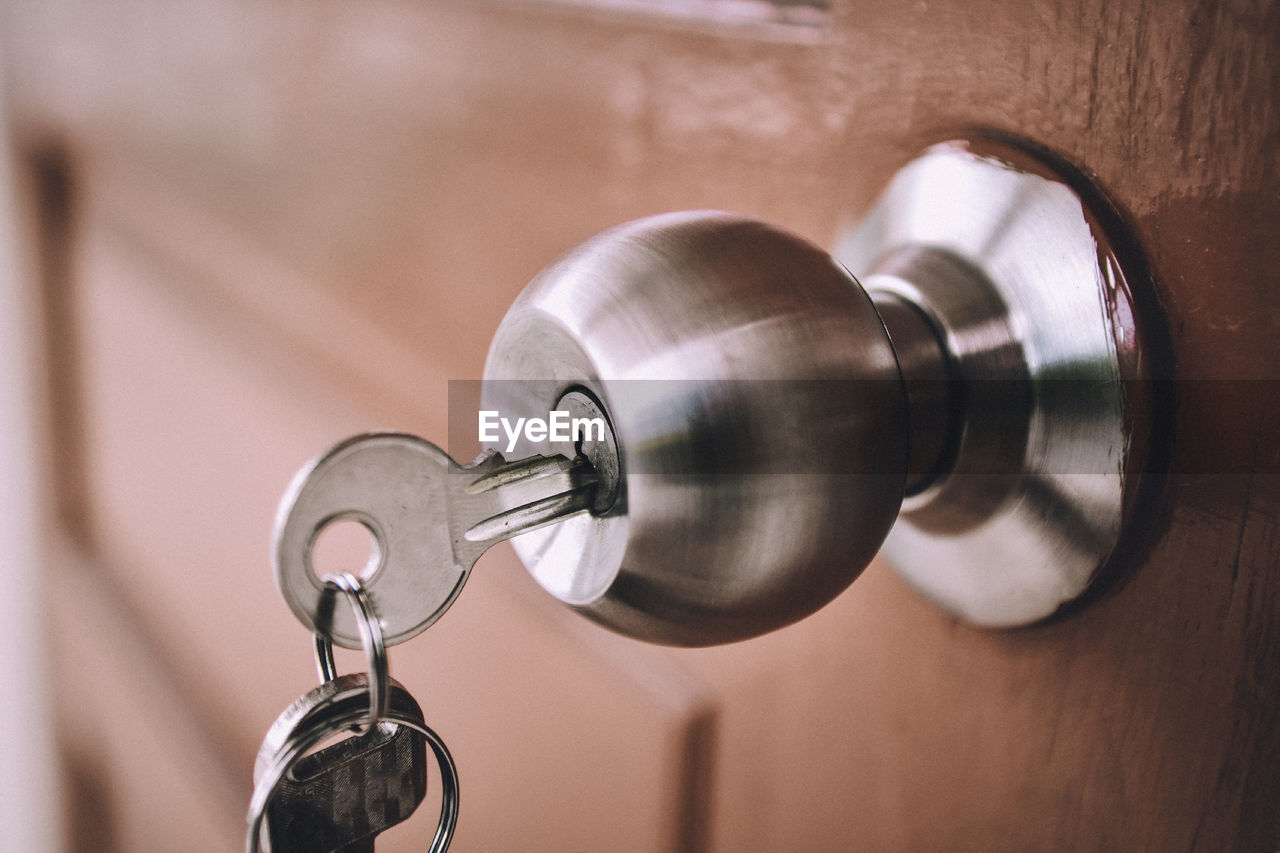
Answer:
xmin=2 ymin=1 xmax=1278 ymax=851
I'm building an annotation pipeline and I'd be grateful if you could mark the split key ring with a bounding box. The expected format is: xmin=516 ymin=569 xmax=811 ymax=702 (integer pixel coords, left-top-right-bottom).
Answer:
xmin=313 ymin=571 xmax=388 ymax=733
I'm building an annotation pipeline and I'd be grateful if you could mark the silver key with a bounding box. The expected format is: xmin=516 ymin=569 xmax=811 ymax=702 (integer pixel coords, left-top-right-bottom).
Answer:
xmin=274 ymin=432 xmax=600 ymax=648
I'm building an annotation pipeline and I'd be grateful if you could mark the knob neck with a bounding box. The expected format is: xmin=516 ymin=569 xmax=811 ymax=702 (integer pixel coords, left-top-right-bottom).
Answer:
xmin=870 ymin=287 xmax=958 ymax=497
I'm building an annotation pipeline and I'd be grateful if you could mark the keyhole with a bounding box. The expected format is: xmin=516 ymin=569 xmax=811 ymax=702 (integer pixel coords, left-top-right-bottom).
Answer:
xmin=308 ymin=516 xmax=382 ymax=582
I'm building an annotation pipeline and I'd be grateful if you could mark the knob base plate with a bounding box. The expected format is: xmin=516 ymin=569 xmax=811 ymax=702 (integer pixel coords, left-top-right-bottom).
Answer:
xmin=836 ymin=139 xmax=1152 ymax=627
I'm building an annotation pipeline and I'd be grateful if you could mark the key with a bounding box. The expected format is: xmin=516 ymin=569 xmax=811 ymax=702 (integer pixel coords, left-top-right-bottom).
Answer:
xmin=253 ymin=673 xmax=428 ymax=852
xmin=273 ymin=429 xmax=608 ymax=648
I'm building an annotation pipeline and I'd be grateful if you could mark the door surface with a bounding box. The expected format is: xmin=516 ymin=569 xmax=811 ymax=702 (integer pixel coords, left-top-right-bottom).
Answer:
xmin=3 ymin=1 xmax=1278 ymax=850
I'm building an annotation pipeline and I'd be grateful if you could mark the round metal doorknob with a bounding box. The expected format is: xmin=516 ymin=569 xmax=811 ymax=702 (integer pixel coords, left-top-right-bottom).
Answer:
xmin=482 ymin=139 xmax=1154 ymax=646
xmin=486 ymin=212 xmax=909 ymax=646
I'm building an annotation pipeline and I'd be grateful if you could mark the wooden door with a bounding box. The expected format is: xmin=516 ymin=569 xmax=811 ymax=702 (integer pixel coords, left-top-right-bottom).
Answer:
xmin=4 ymin=1 xmax=1277 ymax=850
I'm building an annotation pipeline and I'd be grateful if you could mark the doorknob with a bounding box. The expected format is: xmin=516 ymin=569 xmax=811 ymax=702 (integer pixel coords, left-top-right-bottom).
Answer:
xmin=482 ymin=139 xmax=1155 ymax=646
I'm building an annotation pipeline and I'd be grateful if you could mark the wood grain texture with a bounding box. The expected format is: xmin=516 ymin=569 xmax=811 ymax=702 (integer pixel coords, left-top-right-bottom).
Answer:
xmin=4 ymin=0 xmax=1278 ymax=849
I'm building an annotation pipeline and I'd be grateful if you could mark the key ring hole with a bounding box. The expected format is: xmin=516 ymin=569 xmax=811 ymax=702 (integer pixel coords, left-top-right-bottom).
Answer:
xmin=306 ymin=512 xmax=385 ymax=584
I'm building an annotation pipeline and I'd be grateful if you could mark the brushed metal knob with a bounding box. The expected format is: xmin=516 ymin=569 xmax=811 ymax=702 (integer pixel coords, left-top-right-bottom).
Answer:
xmin=483 ymin=139 xmax=1154 ymax=646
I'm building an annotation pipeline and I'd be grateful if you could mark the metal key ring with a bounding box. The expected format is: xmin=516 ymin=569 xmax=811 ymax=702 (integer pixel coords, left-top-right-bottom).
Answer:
xmin=246 ymin=701 xmax=460 ymax=853
xmin=312 ymin=571 xmax=388 ymax=732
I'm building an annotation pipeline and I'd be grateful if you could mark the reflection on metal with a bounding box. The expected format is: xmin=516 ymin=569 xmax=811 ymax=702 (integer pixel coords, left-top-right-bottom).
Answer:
xmin=485 ymin=213 xmax=906 ymax=645
xmin=836 ymin=140 xmax=1149 ymax=626
xmin=484 ymin=139 xmax=1153 ymax=644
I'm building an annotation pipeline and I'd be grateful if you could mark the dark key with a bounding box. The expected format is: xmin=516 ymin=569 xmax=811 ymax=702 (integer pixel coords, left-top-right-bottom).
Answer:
xmin=254 ymin=673 xmax=427 ymax=852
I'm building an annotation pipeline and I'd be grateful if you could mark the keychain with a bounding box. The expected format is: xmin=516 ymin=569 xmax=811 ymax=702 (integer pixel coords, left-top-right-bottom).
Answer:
xmin=246 ymin=571 xmax=458 ymax=852
xmin=248 ymin=430 xmax=602 ymax=851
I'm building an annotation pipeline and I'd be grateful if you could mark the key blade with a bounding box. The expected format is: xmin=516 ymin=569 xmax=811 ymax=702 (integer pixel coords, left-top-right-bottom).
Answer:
xmin=463 ymin=450 xmax=590 ymax=494
xmin=453 ymin=450 xmax=598 ymax=550
xmin=463 ymin=489 xmax=596 ymax=544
